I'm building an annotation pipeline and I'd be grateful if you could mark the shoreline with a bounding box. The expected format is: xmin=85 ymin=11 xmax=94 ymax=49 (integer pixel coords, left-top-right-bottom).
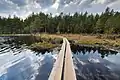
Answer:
xmin=0 ymin=34 xmax=120 ymax=53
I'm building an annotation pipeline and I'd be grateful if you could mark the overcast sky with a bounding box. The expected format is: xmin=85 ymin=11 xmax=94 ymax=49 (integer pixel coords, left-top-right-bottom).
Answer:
xmin=0 ymin=0 xmax=120 ymax=19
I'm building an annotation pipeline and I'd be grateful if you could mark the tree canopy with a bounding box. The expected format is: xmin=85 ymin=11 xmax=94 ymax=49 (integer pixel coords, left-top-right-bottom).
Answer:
xmin=0 ymin=7 xmax=120 ymax=34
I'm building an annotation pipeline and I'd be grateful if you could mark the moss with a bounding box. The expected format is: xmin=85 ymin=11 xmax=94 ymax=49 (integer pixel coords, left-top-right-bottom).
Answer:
xmin=30 ymin=41 xmax=57 ymax=50
xmin=77 ymin=38 xmax=120 ymax=51
xmin=78 ymin=40 xmax=105 ymax=45
xmin=29 ymin=34 xmax=63 ymax=50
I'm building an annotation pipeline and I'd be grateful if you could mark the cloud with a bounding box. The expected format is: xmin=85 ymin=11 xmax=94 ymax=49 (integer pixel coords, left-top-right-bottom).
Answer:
xmin=107 ymin=0 xmax=120 ymax=10
xmin=0 ymin=0 xmax=42 ymax=18
xmin=10 ymin=0 xmax=27 ymax=6
xmin=0 ymin=0 xmax=18 ymax=12
xmin=0 ymin=0 xmax=120 ymax=19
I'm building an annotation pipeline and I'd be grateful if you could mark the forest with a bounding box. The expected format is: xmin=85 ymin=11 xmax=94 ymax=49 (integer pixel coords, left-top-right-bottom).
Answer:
xmin=0 ymin=7 xmax=120 ymax=34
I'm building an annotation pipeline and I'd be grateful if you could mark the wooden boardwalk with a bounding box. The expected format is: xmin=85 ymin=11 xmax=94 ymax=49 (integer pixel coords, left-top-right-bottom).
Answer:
xmin=48 ymin=38 xmax=76 ymax=80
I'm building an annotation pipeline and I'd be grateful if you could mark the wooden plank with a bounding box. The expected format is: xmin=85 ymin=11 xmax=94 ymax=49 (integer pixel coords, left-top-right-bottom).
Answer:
xmin=64 ymin=38 xmax=77 ymax=80
xmin=48 ymin=38 xmax=76 ymax=80
xmin=48 ymin=38 xmax=66 ymax=80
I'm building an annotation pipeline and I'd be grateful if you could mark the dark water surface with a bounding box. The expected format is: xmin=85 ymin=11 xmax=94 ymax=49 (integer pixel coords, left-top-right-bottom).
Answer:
xmin=0 ymin=36 xmax=57 ymax=80
xmin=0 ymin=36 xmax=120 ymax=80
xmin=73 ymin=47 xmax=120 ymax=80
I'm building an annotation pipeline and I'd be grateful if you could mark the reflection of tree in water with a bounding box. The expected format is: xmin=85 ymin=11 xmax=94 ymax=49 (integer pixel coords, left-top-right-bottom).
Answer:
xmin=71 ymin=44 xmax=118 ymax=58
xmin=99 ymin=49 xmax=118 ymax=58
xmin=0 ymin=37 xmax=25 ymax=54
xmin=0 ymin=36 xmax=58 ymax=54
xmin=74 ymin=59 xmax=120 ymax=80
xmin=71 ymin=44 xmax=120 ymax=80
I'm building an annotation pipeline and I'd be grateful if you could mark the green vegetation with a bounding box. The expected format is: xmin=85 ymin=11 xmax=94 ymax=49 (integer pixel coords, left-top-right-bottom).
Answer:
xmin=0 ymin=7 xmax=120 ymax=50
xmin=30 ymin=42 xmax=57 ymax=50
xmin=0 ymin=7 xmax=120 ymax=34
xmin=61 ymin=34 xmax=120 ymax=50
xmin=25 ymin=34 xmax=63 ymax=51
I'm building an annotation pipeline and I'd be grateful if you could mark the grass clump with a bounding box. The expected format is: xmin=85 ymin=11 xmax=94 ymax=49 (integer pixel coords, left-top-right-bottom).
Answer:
xmin=30 ymin=41 xmax=57 ymax=50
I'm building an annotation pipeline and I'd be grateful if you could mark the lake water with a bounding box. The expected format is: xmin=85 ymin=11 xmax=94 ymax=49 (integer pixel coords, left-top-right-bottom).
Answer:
xmin=0 ymin=36 xmax=120 ymax=80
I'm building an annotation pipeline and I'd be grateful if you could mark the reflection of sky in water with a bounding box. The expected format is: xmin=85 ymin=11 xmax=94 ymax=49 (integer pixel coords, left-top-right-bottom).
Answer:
xmin=35 ymin=52 xmax=57 ymax=80
xmin=0 ymin=49 xmax=57 ymax=80
xmin=0 ymin=37 xmax=57 ymax=80
xmin=104 ymin=53 xmax=120 ymax=65
xmin=0 ymin=49 xmax=40 ymax=80
xmin=74 ymin=50 xmax=120 ymax=80
xmin=1 ymin=37 xmax=120 ymax=80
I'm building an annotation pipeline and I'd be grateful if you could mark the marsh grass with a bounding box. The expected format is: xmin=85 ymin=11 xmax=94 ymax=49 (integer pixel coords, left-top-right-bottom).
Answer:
xmin=29 ymin=34 xmax=63 ymax=51
xmin=59 ymin=34 xmax=120 ymax=50
xmin=30 ymin=42 xmax=57 ymax=50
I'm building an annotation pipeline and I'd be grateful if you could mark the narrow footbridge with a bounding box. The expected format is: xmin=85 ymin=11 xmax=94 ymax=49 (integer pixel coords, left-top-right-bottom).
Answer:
xmin=48 ymin=38 xmax=76 ymax=80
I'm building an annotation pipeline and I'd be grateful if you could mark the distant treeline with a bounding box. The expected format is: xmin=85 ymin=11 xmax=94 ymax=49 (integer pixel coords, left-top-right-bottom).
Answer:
xmin=0 ymin=7 xmax=120 ymax=34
